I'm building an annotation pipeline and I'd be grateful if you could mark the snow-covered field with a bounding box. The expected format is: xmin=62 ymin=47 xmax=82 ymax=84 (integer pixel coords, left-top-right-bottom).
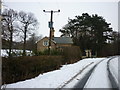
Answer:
xmin=1 ymin=49 xmax=33 ymax=57
xmin=3 ymin=58 xmax=104 ymax=88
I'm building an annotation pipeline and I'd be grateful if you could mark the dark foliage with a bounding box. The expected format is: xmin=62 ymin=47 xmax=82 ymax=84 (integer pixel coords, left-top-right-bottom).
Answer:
xmin=2 ymin=56 xmax=63 ymax=84
xmin=62 ymin=46 xmax=82 ymax=64
xmin=2 ymin=47 xmax=82 ymax=84
xmin=59 ymin=13 xmax=114 ymax=56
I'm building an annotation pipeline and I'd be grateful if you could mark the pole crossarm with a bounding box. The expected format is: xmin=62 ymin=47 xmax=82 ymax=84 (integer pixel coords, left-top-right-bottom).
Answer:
xmin=43 ymin=10 xmax=60 ymax=13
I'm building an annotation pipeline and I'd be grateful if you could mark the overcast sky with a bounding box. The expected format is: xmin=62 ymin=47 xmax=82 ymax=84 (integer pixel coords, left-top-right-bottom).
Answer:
xmin=2 ymin=0 xmax=119 ymax=37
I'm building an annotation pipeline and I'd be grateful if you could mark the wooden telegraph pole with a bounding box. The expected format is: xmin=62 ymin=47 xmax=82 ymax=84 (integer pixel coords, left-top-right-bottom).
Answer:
xmin=43 ymin=10 xmax=60 ymax=55
xmin=0 ymin=0 xmax=2 ymax=87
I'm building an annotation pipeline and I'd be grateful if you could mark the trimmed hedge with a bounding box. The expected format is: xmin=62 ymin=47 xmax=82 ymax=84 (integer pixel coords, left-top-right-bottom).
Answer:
xmin=62 ymin=46 xmax=82 ymax=64
xmin=2 ymin=46 xmax=82 ymax=84
xmin=2 ymin=56 xmax=63 ymax=84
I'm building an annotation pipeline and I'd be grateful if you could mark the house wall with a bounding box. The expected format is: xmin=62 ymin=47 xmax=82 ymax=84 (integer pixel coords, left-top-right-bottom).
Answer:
xmin=37 ymin=37 xmax=73 ymax=52
xmin=37 ymin=37 xmax=56 ymax=52
xmin=55 ymin=43 xmax=72 ymax=51
xmin=56 ymin=43 xmax=72 ymax=48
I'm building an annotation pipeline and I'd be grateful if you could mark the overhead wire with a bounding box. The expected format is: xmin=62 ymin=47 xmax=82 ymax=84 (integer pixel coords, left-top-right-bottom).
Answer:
xmin=55 ymin=0 xmax=60 ymax=16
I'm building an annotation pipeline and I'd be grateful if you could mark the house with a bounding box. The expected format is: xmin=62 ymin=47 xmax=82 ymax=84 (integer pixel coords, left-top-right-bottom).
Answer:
xmin=37 ymin=28 xmax=73 ymax=52
xmin=37 ymin=28 xmax=94 ymax=58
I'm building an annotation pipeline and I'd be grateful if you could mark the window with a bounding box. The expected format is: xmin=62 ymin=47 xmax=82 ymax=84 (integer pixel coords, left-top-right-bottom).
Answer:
xmin=43 ymin=40 xmax=49 ymax=46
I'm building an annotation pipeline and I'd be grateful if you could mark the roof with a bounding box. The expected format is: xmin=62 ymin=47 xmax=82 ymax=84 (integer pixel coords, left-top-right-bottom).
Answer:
xmin=36 ymin=36 xmax=48 ymax=43
xmin=53 ymin=37 xmax=73 ymax=44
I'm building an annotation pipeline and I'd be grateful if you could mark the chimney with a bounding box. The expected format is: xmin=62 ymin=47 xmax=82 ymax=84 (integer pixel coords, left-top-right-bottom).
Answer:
xmin=51 ymin=27 xmax=55 ymax=39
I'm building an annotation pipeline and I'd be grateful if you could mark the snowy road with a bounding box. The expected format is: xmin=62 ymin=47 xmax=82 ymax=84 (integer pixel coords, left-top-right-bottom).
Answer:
xmin=84 ymin=58 xmax=112 ymax=88
xmin=73 ymin=56 xmax=119 ymax=89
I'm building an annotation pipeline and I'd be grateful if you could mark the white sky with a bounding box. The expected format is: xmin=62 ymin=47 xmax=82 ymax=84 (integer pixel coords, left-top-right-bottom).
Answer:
xmin=2 ymin=0 xmax=119 ymax=37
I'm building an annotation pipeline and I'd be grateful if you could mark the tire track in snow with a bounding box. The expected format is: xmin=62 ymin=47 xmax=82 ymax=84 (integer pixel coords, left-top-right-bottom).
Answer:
xmin=74 ymin=56 xmax=116 ymax=89
xmin=73 ymin=58 xmax=105 ymax=89
xmin=107 ymin=56 xmax=119 ymax=90
xmin=56 ymin=62 xmax=94 ymax=89
xmin=56 ymin=58 xmax=105 ymax=89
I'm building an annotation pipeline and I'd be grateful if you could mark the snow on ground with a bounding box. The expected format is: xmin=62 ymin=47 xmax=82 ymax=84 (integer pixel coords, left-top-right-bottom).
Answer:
xmin=62 ymin=60 xmax=101 ymax=88
xmin=3 ymin=58 xmax=105 ymax=88
xmin=84 ymin=57 xmax=114 ymax=88
xmin=1 ymin=49 xmax=33 ymax=57
xmin=1 ymin=49 xmax=8 ymax=57
xmin=109 ymin=56 xmax=119 ymax=85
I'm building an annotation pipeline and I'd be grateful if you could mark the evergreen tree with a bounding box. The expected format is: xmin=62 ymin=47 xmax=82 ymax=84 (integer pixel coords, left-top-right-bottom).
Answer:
xmin=59 ymin=13 xmax=113 ymax=56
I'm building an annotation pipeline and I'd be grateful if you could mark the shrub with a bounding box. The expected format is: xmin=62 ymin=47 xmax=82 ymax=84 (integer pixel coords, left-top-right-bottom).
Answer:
xmin=33 ymin=49 xmax=62 ymax=56
xmin=2 ymin=46 xmax=82 ymax=84
xmin=62 ymin=46 xmax=82 ymax=64
xmin=2 ymin=56 xmax=63 ymax=84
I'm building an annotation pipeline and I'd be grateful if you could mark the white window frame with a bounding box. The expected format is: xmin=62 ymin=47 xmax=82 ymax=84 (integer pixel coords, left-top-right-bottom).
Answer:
xmin=43 ymin=40 xmax=49 ymax=46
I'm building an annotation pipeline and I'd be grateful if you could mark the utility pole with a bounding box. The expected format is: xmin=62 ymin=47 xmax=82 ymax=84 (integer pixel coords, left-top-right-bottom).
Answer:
xmin=43 ymin=10 xmax=60 ymax=55
xmin=0 ymin=0 xmax=2 ymax=87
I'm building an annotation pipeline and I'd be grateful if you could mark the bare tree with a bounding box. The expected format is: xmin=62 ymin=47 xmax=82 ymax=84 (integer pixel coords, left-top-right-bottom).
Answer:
xmin=17 ymin=11 xmax=38 ymax=56
xmin=2 ymin=9 xmax=17 ymax=57
xmin=26 ymin=33 xmax=42 ymax=51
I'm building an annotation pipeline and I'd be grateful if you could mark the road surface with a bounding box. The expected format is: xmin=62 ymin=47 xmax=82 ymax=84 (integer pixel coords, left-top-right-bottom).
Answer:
xmin=73 ymin=56 xmax=118 ymax=89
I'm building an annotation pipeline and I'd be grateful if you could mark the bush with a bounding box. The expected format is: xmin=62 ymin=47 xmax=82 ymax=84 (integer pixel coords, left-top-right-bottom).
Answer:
xmin=62 ymin=46 xmax=82 ymax=64
xmin=98 ymin=43 xmax=119 ymax=57
xmin=2 ymin=46 xmax=82 ymax=84
xmin=32 ymin=49 xmax=62 ymax=56
xmin=2 ymin=56 xmax=63 ymax=84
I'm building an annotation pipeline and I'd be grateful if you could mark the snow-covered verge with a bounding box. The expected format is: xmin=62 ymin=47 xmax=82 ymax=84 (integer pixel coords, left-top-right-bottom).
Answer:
xmin=109 ymin=56 xmax=119 ymax=85
xmin=1 ymin=49 xmax=33 ymax=57
xmin=2 ymin=58 xmax=105 ymax=88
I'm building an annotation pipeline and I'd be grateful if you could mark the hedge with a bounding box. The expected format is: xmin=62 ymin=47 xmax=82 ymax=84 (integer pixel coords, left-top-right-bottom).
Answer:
xmin=2 ymin=56 xmax=63 ymax=84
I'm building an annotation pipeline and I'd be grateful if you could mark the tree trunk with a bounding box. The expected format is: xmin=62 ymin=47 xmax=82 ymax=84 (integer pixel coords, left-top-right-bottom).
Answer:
xmin=0 ymin=16 xmax=2 ymax=87
xmin=23 ymin=26 xmax=27 ymax=56
xmin=8 ymin=26 xmax=13 ymax=58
